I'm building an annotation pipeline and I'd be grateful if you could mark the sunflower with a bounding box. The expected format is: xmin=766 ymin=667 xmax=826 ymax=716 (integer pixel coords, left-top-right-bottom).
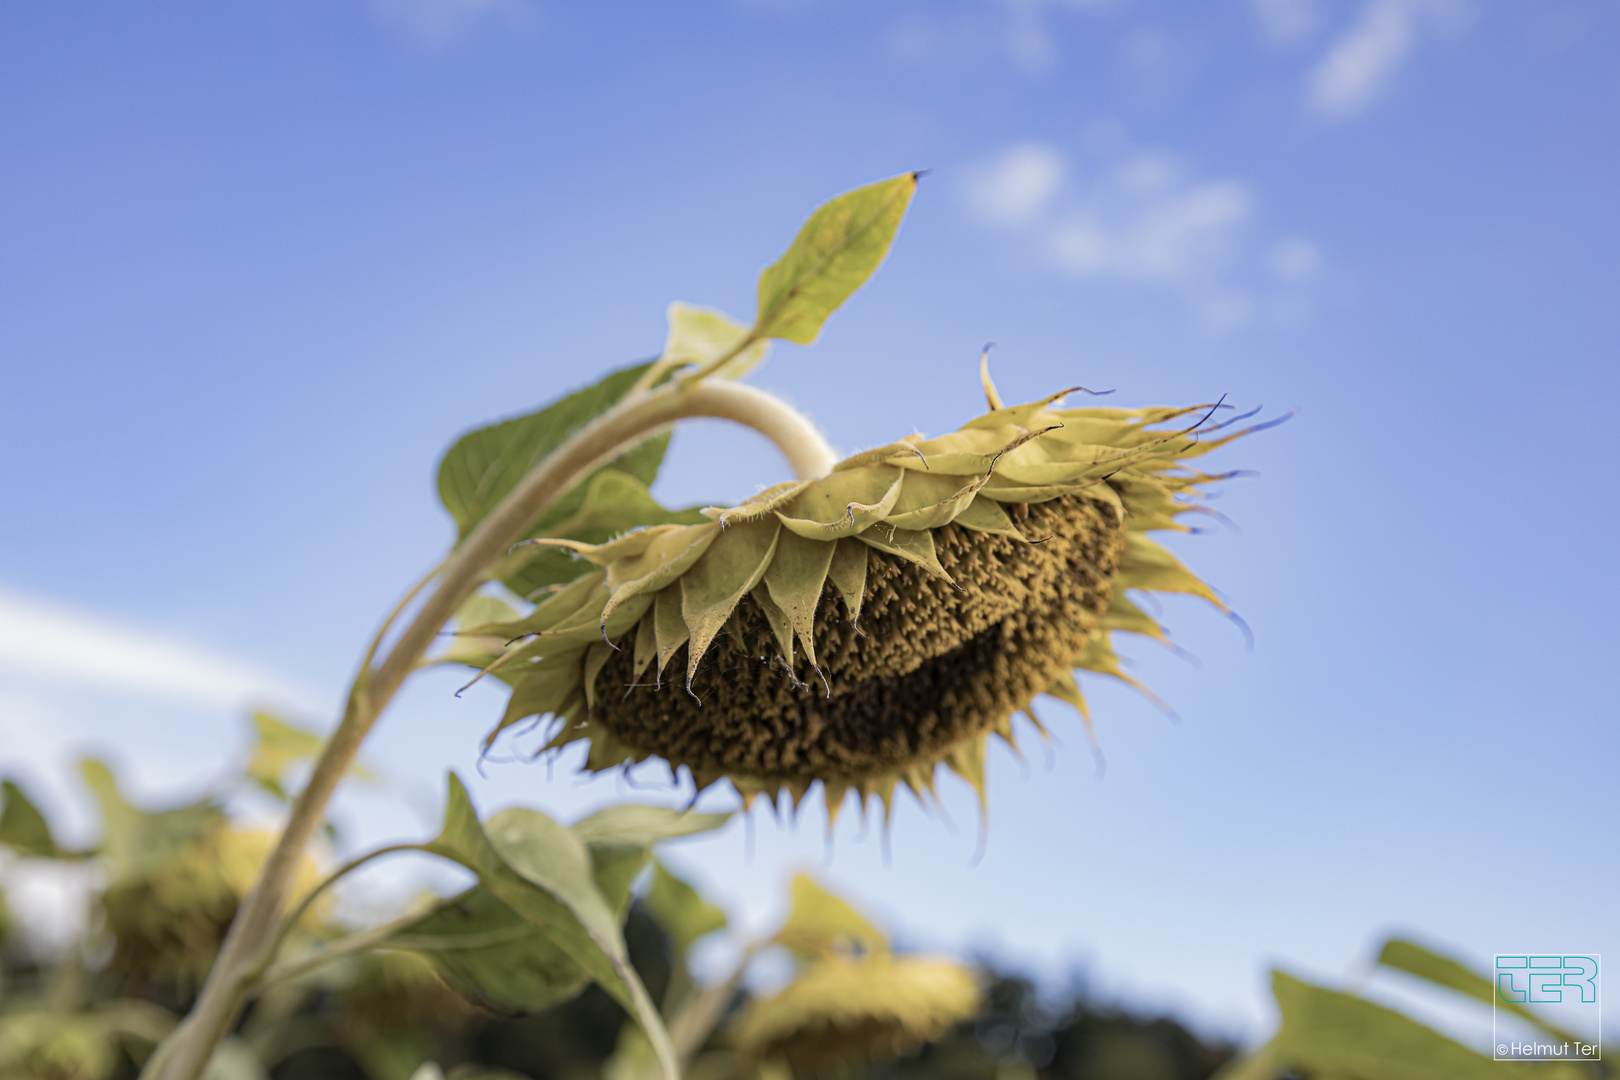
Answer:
xmin=460 ymin=370 xmax=1264 ymax=819
xmin=103 ymin=826 xmax=324 ymax=992
xmin=733 ymin=953 xmax=980 ymax=1073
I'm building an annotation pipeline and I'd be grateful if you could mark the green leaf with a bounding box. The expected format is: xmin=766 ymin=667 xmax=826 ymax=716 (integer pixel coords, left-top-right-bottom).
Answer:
xmin=423 ymin=776 xmax=679 ymax=1080
xmin=572 ymin=805 xmax=731 ymax=922
xmin=1377 ymin=939 xmax=1586 ymax=1046
xmin=437 ymin=361 xmax=651 ymax=542
xmin=79 ymin=759 xmax=222 ymax=882
xmin=390 ymin=886 xmax=593 ymax=1015
xmin=644 ymin=861 xmax=726 ymax=956
xmin=436 ymin=362 xmax=709 ymax=600
xmin=755 ymin=173 xmax=918 ymax=345
xmin=772 ymin=873 xmax=887 ymax=959
xmin=1271 ymin=970 xmax=1531 ymax=1080
xmin=1 ymin=779 xmax=64 ymax=858
xmin=569 ymin=805 xmax=733 ymax=849
xmin=202 ymin=1039 xmax=269 ymax=1080
xmin=390 ymin=805 xmax=725 ymax=1016
xmin=245 ymin=712 xmax=324 ymax=800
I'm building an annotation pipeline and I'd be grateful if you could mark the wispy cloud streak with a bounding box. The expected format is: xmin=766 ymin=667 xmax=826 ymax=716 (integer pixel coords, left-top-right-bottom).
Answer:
xmin=0 ymin=591 xmax=299 ymax=708
xmin=1305 ymin=0 xmax=1474 ymax=120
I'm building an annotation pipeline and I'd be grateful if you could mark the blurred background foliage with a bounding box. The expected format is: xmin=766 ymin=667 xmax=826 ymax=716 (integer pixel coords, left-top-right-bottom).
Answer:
xmin=2 ymin=716 xmax=1606 ymax=1080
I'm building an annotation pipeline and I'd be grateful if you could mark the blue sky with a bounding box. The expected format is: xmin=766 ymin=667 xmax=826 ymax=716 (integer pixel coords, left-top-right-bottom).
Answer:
xmin=2 ymin=0 xmax=1616 ymax=1044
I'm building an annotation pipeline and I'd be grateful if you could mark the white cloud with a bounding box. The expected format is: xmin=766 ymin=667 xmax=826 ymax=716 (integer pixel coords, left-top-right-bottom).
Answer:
xmin=1048 ymin=177 xmax=1252 ymax=284
xmin=889 ymin=0 xmax=1124 ymax=74
xmin=1305 ymin=0 xmax=1474 ymax=120
xmin=959 ymin=139 xmax=1323 ymax=333
xmin=0 ymin=590 xmax=300 ymax=709
xmin=368 ymin=0 xmax=533 ymax=45
xmin=1249 ymin=0 xmax=1327 ymax=47
xmin=961 ymin=144 xmax=1067 ymax=229
xmin=1268 ymin=237 xmax=1322 ymax=282
xmin=1306 ymin=0 xmax=1416 ymax=117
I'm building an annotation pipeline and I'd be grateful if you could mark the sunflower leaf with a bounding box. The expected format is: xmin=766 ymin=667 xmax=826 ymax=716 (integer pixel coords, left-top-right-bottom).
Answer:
xmin=245 ymin=712 xmax=323 ymax=801
xmin=644 ymin=861 xmax=727 ymax=956
xmin=572 ymin=805 xmax=732 ymax=919
xmin=79 ymin=759 xmax=222 ymax=882
xmin=424 ymin=776 xmax=680 ymax=1080
xmin=662 ymin=302 xmax=771 ymax=380
xmin=1270 ymin=970 xmax=1535 ymax=1080
xmin=1 ymin=779 xmax=66 ymax=859
xmin=436 ymin=363 xmax=689 ymax=597
xmin=388 ymin=886 xmax=592 ymax=1015
xmin=1375 ymin=939 xmax=1586 ymax=1046
xmin=755 ymin=173 xmax=918 ymax=345
xmin=773 ymin=873 xmax=887 ymax=959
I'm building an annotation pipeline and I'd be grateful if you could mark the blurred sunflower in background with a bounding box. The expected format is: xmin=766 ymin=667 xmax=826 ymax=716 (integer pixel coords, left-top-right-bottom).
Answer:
xmin=103 ymin=826 xmax=325 ymax=997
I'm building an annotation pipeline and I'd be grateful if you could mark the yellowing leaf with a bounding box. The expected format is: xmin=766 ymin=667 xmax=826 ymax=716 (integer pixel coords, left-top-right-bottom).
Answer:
xmin=79 ymin=759 xmax=222 ymax=883
xmin=773 ymin=873 xmax=887 ymax=959
xmin=245 ymin=712 xmax=323 ymax=800
xmin=644 ymin=860 xmax=728 ymax=955
xmin=661 ymin=302 xmax=771 ymax=380
xmin=755 ymin=174 xmax=918 ymax=345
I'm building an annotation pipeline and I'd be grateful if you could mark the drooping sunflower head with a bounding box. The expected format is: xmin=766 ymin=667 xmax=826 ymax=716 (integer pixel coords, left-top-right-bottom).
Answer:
xmin=462 ymin=374 xmax=1267 ymax=819
xmin=733 ymin=953 xmax=980 ymax=1074
xmin=103 ymin=826 xmax=323 ymax=990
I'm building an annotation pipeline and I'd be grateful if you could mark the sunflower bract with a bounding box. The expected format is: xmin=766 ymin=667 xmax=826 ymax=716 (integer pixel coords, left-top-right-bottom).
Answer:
xmin=463 ymin=388 xmax=1257 ymax=819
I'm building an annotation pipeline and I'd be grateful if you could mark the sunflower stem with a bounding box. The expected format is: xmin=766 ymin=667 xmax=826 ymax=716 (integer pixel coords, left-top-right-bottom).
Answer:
xmin=143 ymin=378 xmax=833 ymax=1080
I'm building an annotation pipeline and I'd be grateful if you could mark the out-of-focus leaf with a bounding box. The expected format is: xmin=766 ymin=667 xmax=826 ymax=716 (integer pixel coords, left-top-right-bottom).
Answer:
xmin=658 ymin=302 xmax=771 ymax=382
xmin=423 ymin=776 xmax=678 ymax=1080
xmin=772 ymin=873 xmax=886 ymax=959
xmin=572 ymin=806 xmax=731 ymax=919
xmin=202 ymin=1038 xmax=269 ymax=1080
xmin=1271 ymin=970 xmax=1531 ymax=1080
xmin=1376 ymin=939 xmax=1585 ymax=1047
xmin=390 ymin=886 xmax=592 ymax=1016
xmin=78 ymin=759 xmax=222 ymax=882
xmin=1 ymin=779 xmax=66 ymax=858
xmin=0 ymin=1010 xmax=119 ymax=1080
xmin=603 ymin=1024 xmax=660 ymax=1080
xmin=570 ymin=806 xmax=732 ymax=849
xmin=755 ymin=174 xmax=918 ymax=346
xmin=644 ymin=861 xmax=726 ymax=955
xmin=385 ymin=802 xmax=688 ymax=1015
xmin=244 ymin=712 xmax=323 ymax=800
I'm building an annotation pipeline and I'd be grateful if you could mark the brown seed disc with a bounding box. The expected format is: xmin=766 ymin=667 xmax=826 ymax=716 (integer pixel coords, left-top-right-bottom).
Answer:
xmin=589 ymin=495 xmax=1126 ymax=786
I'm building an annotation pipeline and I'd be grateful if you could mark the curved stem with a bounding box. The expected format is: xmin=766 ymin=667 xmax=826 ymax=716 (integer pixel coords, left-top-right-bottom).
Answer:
xmin=356 ymin=558 xmax=446 ymax=684
xmin=247 ymin=843 xmax=425 ymax=986
xmin=147 ymin=378 xmax=833 ymax=1080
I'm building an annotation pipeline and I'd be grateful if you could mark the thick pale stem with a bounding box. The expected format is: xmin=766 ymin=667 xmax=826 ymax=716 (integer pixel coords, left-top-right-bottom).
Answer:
xmin=147 ymin=379 xmax=833 ymax=1080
